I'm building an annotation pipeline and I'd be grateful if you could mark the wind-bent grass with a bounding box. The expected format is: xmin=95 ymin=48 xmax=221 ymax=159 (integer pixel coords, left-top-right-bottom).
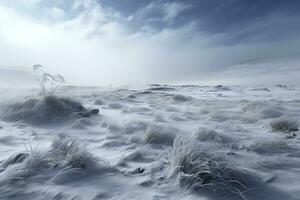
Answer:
xmin=0 ymin=137 xmax=99 ymax=184
xmin=144 ymin=124 xmax=177 ymax=145
xmin=167 ymin=136 xmax=254 ymax=199
xmin=33 ymin=64 xmax=65 ymax=97
xmin=270 ymin=118 xmax=299 ymax=133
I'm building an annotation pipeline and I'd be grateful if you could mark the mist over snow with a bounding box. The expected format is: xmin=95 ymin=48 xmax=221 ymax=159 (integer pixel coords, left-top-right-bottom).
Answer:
xmin=1 ymin=84 xmax=300 ymax=200
xmin=0 ymin=0 xmax=300 ymax=86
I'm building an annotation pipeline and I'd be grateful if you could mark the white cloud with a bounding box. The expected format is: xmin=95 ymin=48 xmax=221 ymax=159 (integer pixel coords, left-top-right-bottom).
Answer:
xmin=0 ymin=4 xmax=161 ymax=86
xmin=50 ymin=7 xmax=64 ymax=19
xmin=0 ymin=2 xmax=202 ymax=86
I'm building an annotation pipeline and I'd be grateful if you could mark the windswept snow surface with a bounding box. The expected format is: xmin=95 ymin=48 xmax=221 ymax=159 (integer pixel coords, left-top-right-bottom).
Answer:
xmin=0 ymin=85 xmax=300 ymax=200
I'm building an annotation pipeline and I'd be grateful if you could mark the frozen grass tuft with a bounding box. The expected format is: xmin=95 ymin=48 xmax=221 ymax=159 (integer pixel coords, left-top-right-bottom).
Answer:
xmin=33 ymin=64 xmax=65 ymax=97
xmin=50 ymin=137 xmax=97 ymax=169
xmin=144 ymin=124 xmax=178 ymax=145
xmin=250 ymin=140 xmax=292 ymax=154
xmin=0 ymin=137 xmax=101 ymax=184
xmin=269 ymin=118 xmax=298 ymax=133
xmin=167 ymin=136 xmax=255 ymax=199
xmin=242 ymin=102 xmax=284 ymax=119
xmin=192 ymin=127 xmax=231 ymax=144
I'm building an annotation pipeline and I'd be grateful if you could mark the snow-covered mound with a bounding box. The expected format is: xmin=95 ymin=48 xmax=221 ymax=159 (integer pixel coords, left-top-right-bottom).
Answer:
xmin=1 ymin=96 xmax=99 ymax=125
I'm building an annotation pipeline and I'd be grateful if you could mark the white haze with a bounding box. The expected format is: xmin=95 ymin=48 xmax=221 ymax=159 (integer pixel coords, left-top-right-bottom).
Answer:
xmin=0 ymin=2 xmax=300 ymax=87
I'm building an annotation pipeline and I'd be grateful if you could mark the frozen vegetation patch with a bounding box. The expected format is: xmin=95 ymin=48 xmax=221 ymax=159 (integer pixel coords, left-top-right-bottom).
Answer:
xmin=0 ymin=137 xmax=106 ymax=185
xmin=167 ymin=136 xmax=257 ymax=199
xmin=209 ymin=111 xmax=231 ymax=122
xmin=108 ymin=103 xmax=123 ymax=109
xmin=251 ymin=88 xmax=271 ymax=92
xmin=192 ymin=127 xmax=231 ymax=144
xmin=250 ymin=140 xmax=293 ymax=154
xmin=124 ymin=120 xmax=148 ymax=134
xmin=50 ymin=138 xmax=98 ymax=171
xmin=1 ymin=96 xmax=99 ymax=125
xmin=242 ymin=102 xmax=284 ymax=119
xmin=214 ymin=85 xmax=230 ymax=91
xmin=94 ymin=99 xmax=105 ymax=105
xmin=143 ymin=124 xmax=178 ymax=145
xmin=172 ymin=94 xmax=191 ymax=102
xmin=147 ymin=86 xmax=175 ymax=91
xmin=269 ymin=118 xmax=299 ymax=133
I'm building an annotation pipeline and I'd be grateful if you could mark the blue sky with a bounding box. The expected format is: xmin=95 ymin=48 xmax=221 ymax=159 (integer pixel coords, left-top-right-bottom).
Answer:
xmin=0 ymin=0 xmax=300 ymax=86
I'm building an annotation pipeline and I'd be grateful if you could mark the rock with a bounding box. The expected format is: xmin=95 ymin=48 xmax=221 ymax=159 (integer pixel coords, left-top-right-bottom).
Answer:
xmin=78 ymin=108 xmax=99 ymax=118
xmin=173 ymin=94 xmax=190 ymax=102
xmin=90 ymin=109 xmax=99 ymax=115
xmin=128 ymin=95 xmax=136 ymax=98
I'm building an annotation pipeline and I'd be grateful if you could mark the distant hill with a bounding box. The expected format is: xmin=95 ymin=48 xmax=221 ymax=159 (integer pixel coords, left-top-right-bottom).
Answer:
xmin=0 ymin=68 xmax=36 ymax=87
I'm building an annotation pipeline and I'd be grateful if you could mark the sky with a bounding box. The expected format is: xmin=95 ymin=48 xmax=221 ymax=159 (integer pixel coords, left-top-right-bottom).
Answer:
xmin=0 ymin=0 xmax=300 ymax=87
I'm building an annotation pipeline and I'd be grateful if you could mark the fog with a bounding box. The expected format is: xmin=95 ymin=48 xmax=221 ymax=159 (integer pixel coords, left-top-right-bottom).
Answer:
xmin=1 ymin=0 xmax=300 ymax=87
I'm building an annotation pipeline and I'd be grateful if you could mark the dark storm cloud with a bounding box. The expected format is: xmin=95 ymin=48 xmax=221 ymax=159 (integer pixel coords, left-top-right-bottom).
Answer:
xmin=99 ymin=0 xmax=300 ymax=44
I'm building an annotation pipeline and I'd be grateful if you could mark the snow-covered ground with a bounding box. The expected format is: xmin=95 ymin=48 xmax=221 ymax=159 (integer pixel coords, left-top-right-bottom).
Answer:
xmin=0 ymin=85 xmax=299 ymax=200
